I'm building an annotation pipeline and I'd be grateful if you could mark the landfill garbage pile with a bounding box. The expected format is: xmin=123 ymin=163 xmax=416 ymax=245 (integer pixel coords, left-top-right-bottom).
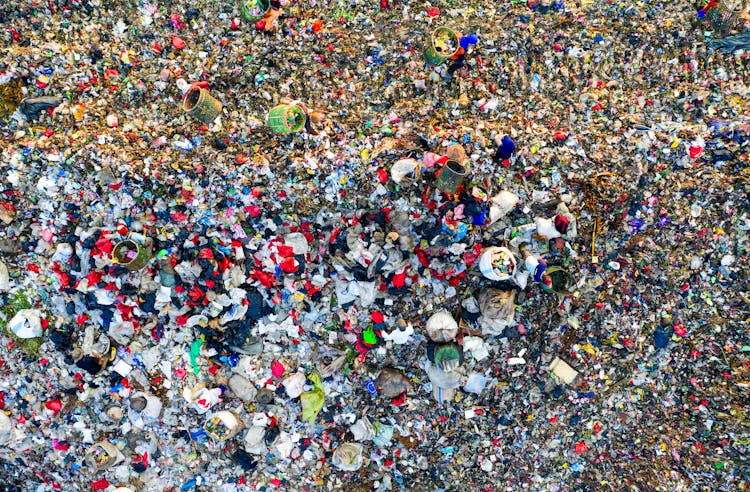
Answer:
xmin=1 ymin=0 xmax=749 ymax=490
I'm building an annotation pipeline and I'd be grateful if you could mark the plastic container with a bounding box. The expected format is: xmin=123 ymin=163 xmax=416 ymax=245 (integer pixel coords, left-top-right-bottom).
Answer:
xmin=268 ymin=104 xmax=306 ymax=134
xmin=431 ymin=342 xmax=462 ymax=370
xmin=159 ymin=257 xmax=176 ymax=287
xmin=435 ymin=160 xmax=467 ymax=195
xmin=699 ymin=0 xmax=739 ymax=33
xmin=113 ymin=238 xmax=152 ymax=271
xmin=424 ymin=27 xmax=460 ymax=65
xmin=540 ymin=265 xmax=572 ymax=295
xmin=241 ymin=0 xmax=270 ymax=22
xmin=183 ymin=86 xmax=223 ymax=123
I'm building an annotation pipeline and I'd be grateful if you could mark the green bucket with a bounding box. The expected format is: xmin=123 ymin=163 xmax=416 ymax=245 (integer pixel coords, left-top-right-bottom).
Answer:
xmin=435 ymin=160 xmax=467 ymax=195
xmin=424 ymin=27 xmax=459 ymax=66
xmin=268 ymin=104 xmax=306 ymax=134
xmin=433 ymin=342 xmax=462 ymax=369
xmin=113 ymin=239 xmax=152 ymax=271
xmin=700 ymin=1 xmax=739 ymax=33
xmin=541 ymin=266 xmax=572 ymax=295
xmin=241 ymin=0 xmax=270 ymax=22
xmin=183 ymin=86 xmax=223 ymax=124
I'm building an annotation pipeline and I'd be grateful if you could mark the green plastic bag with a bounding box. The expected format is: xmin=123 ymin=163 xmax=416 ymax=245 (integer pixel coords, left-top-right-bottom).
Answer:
xmin=300 ymin=373 xmax=325 ymax=421
xmin=190 ymin=338 xmax=204 ymax=375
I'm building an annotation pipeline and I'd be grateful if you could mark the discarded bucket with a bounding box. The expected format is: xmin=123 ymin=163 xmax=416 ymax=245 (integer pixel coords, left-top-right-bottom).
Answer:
xmin=424 ymin=27 xmax=460 ymax=65
xmin=431 ymin=342 xmax=463 ymax=371
xmin=113 ymin=237 xmax=152 ymax=271
xmin=435 ymin=160 xmax=467 ymax=195
xmin=241 ymin=0 xmax=270 ymax=22
xmin=699 ymin=0 xmax=739 ymax=33
xmin=183 ymin=86 xmax=223 ymax=123
xmin=541 ymin=266 xmax=572 ymax=295
xmin=85 ymin=442 xmax=124 ymax=470
xmin=268 ymin=104 xmax=306 ymax=134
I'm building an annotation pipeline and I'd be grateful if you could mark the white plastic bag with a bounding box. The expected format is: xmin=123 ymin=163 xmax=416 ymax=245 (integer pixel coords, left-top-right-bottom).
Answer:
xmin=229 ymin=375 xmax=258 ymax=402
xmin=282 ymin=372 xmax=306 ymax=399
xmin=488 ymin=191 xmax=519 ymax=224
xmin=0 ymin=260 xmax=11 ymax=291
xmin=332 ymin=443 xmax=364 ymax=471
xmin=0 ymin=411 xmax=12 ymax=444
xmin=381 ymin=323 xmax=414 ymax=344
xmin=284 ymin=232 xmax=309 ymax=255
xmin=183 ymin=386 xmax=222 ymax=414
xmin=463 ymin=372 xmax=489 ymax=394
xmin=390 ymin=158 xmax=420 ymax=184
xmin=9 ymin=309 xmax=43 ymax=339
xmin=478 ymin=247 xmax=517 ymax=282
xmin=244 ymin=426 xmax=267 ymax=455
xmin=350 ymin=417 xmax=374 ymax=442
xmin=478 ymin=289 xmax=516 ymax=336
xmin=425 ymin=311 xmax=458 ymax=342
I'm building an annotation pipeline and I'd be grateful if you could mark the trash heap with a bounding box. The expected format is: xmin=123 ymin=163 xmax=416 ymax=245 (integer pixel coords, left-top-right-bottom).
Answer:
xmin=0 ymin=0 xmax=749 ymax=490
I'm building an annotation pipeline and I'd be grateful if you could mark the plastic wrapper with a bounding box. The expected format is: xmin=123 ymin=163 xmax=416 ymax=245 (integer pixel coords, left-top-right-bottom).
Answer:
xmin=300 ymin=373 xmax=325 ymax=421
xmin=478 ymin=289 xmax=516 ymax=336
xmin=8 ymin=309 xmax=42 ymax=339
xmin=425 ymin=311 xmax=459 ymax=342
xmin=331 ymin=443 xmax=364 ymax=471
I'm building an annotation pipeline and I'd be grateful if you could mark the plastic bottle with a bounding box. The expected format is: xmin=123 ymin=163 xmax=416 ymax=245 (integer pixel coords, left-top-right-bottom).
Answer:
xmin=159 ymin=257 xmax=176 ymax=288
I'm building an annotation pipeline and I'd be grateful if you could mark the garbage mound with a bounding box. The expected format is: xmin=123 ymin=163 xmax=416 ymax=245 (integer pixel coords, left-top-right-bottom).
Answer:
xmin=1 ymin=0 xmax=749 ymax=490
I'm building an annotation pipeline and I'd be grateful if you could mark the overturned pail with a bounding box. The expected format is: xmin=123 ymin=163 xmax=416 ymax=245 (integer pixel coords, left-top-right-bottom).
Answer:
xmin=431 ymin=342 xmax=463 ymax=371
xmin=699 ymin=0 xmax=739 ymax=33
xmin=183 ymin=86 xmax=223 ymax=123
xmin=113 ymin=237 xmax=152 ymax=271
xmin=268 ymin=104 xmax=306 ymax=134
xmin=241 ymin=0 xmax=270 ymax=22
xmin=424 ymin=27 xmax=459 ymax=65
xmin=85 ymin=442 xmax=124 ymax=471
xmin=541 ymin=265 xmax=573 ymax=295
xmin=435 ymin=160 xmax=467 ymax=195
